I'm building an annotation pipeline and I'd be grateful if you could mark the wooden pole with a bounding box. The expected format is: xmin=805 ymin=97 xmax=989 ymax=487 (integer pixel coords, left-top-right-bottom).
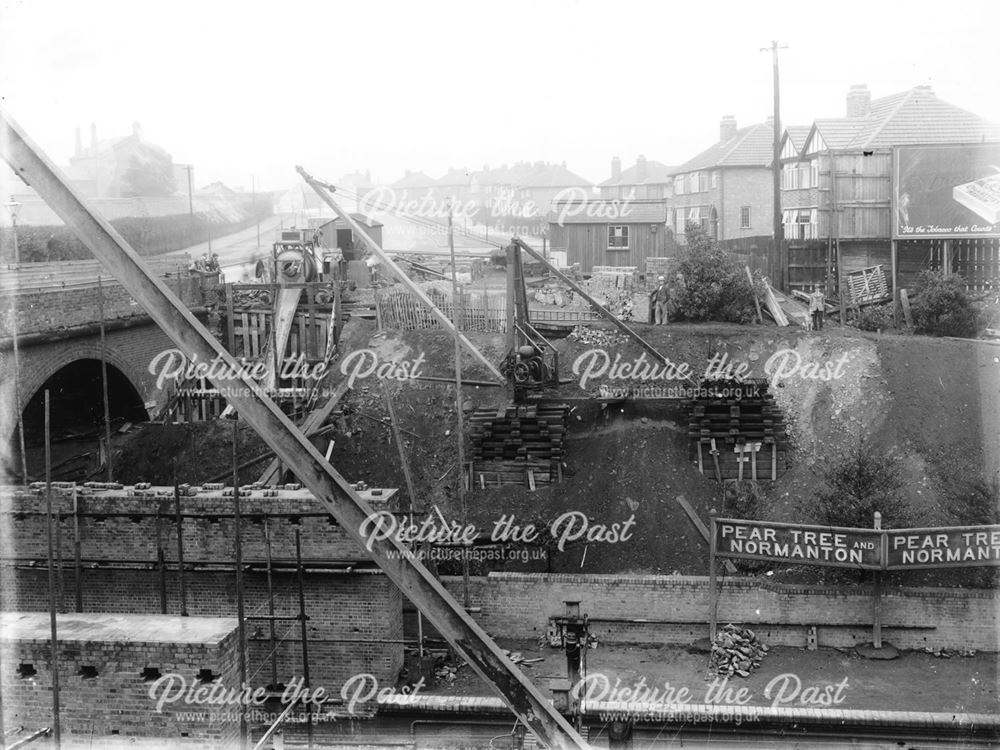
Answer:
xmin=263 ymin=518 xmax=279 ymax=689
xmin=232 ymin=417 xmax=248 ymax=748
xmin=97 ymin=275 xmax=114 ymax=481
xmin=173 ymin=466 xmax=188 ymax=617
xmin=44 ymin=390 xmax=62 ymax=749
xmin=73 ymin=489 xmax=83 ymax=612
xmin=890 ymin=239 xmax=898 ymax=324
xmin=156 ymin=503 xmax=167 ymax=614
xmin=449 ymin=203 xmax=470 ymax=608
xmin=708 ymin=509 xmax=718 ymax=642
xmin=9 ymin=298 xmax=29 ymax=484
xmin=295 ymin=530 xmax=313 ymax=750
xmin=226 ymin=282 xmax=236 ymax=354
xmin=873 ymin=511 xmax=883 ymax=649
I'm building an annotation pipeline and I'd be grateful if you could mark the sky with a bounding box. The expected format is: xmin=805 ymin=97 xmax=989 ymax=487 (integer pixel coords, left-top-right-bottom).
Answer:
xmin=2 ymin=0 xmax=999 ymax=194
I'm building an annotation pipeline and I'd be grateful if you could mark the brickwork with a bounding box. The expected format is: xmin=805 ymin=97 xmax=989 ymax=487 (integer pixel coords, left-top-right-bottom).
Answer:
xmin=1 ymin=485 xmax=405 ymax=693
xmin=442 ymin=573 xmax=999 ymax=652
xmin=720 ymin=169 xmax=773 ymax=239
xmin=0 ymin=612 xmax=241 ymax=749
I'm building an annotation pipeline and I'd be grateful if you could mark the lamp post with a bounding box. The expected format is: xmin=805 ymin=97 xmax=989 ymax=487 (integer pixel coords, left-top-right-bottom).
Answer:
xmin=5 ymin=198 xmax=22 ymax=264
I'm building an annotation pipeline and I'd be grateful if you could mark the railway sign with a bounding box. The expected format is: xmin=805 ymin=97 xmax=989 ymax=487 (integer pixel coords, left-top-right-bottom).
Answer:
xmin=885 ymin=524 xmax=1000 ymax=570
xmin=713 ymin=518 xmax=883 ymax=570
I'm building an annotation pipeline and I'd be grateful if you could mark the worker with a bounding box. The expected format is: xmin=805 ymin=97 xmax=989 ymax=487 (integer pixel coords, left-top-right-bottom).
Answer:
xmin=809 ymin=283 xmax=825 ymax=331
xmin=650 ymin=275 xmax=670 ymax=325
xmin=365 ymin=254 xmax=380 ymax=285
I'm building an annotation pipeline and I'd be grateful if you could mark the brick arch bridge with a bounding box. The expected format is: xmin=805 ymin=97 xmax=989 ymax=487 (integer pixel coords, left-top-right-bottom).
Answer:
xmin=1 ymin=269 xmax=215 ymax=442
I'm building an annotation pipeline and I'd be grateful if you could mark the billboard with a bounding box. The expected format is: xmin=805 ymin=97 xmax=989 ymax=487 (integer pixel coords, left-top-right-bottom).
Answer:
xmin=893 ymin=143 xmax=1000 ymax=238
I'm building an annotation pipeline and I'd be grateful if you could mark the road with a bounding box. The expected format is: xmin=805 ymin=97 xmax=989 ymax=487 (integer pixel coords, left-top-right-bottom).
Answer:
xmin=166 ymin=213 xmax=289 ymax=283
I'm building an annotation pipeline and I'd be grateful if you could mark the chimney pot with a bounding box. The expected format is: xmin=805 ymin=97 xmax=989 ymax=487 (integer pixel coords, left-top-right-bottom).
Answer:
xmin=719 ymin=115 xmax=738 ymax=142
xmin=74 ymin=127 xmax=82 ymax=156
xmin=846 ymin=84 xmax=871 ymax=117
xmin=611 ymin=156 xmax=622 ymax=180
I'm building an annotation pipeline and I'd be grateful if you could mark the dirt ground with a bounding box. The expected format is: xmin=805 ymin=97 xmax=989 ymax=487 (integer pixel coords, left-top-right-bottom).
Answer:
xmin=106 ymin=308 xmax=999 ymax=588
xmin=423 ymin=637 xmax=999 ymax=716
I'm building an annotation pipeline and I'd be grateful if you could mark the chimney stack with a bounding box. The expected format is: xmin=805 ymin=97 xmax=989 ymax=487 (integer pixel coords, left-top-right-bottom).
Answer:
xmin=132 ymin=121 xmax=143 ymax=141
xmin=74 ymin=127 xmax=82 ymax=156
xmin=90 ymin=122 xmax=97 ymax=150
xmin=611 ymin=156 xmax=622 ymax=181
xmin=636 ymin=155 xmax=647 ymax=182
xmin=720 ymin=115 xmax=737 ymax=142
xmin=846 ymin=84 xmax=871 ymax=118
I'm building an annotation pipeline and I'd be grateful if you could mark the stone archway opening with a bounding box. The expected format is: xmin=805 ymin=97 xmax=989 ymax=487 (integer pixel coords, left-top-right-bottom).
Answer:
xmin=13 ymin=359 xmax=148 ymax=481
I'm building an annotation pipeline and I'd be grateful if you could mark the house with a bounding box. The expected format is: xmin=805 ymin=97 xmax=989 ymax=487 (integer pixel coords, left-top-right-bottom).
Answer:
xmin=314 ymin=213 xmax=384 ymax=261
xmin=66 ymin=122 xmax=182 ymax=199
xmin=337 ymin=170 xmax=376 ymax=211
xmin=598 ymin=155 xmax=675 ymax=200
xmin=547 ymin=199 xmax=673 ymax=274
xmin=669 ymin=116 xmax=785 ymax=243
xmin=434 ymin=167 xmax=474 ymax=204
xmin=781 ymin=84 xmax=1000 ymax=293
xmin=387 ymin=170 xmax=437 ymax=198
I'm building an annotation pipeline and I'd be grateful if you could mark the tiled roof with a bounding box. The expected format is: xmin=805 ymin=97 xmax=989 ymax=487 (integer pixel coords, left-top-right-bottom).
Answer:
xmin=471 ymin=162 xmax=591 ymax=189
xmin=547 ymin=199 xmax=667 ymax=224
xmin=436 ymin=167 xmax=473 ymax=186
xmin=783 ymin=126 xmax=812 ymax=151
xmin=673 ymin=121 xmax=782 ymax=174
xmin=389 ymin=171 xmax=436 ymax=189
xmin=808 ymin=87 xmax=1000 ymax=152
xmin=599 ymin=159 xmax=675 ymax=187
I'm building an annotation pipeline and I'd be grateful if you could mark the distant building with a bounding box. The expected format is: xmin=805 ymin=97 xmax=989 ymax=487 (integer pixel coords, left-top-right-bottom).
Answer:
xmin=598 ymin=155 xmax=675 ymax=200
xmin=781 ymin=84 xmax=1000 ymax=292
xmin=337 ymin=170 xmax=376 ymax=211
xmin=434 ymin=167 xmax=474 ymax=204
xmin=388 ymin=170 xmax=437 ymax=198
xmin=66 ymin=122 xmax=182 ymax=199
xmin=548 ymin=198 xmax=672 ymax=274
xmin=670 ymin=116 xmax=785 ymax=243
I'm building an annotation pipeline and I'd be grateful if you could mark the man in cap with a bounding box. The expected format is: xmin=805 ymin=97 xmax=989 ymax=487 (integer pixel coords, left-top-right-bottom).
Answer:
xmin=650 ymin=275 xmax=670 ymax=325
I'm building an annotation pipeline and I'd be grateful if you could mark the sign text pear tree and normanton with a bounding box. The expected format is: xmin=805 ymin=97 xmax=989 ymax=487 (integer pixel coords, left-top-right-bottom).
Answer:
xmin=714 ymin=519 xmax=1000 ymax=571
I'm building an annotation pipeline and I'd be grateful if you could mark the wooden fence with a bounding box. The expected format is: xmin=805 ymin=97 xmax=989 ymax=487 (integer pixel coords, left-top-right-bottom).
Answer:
xmin=374 ymin=288 xmax=603 ymax=332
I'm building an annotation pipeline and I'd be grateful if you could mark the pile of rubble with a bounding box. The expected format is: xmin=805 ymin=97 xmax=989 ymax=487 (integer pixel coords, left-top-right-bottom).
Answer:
xmin=709 ymin=624 xmax=768 ymax=678
xmin=533 ymin=285 xmax=574 ymax=307
xmin=567 ymin=325 xmax=629 ymax=347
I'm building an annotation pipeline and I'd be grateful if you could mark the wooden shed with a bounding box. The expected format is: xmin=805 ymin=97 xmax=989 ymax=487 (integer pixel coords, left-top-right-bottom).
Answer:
xmin=547 ymin=199 xmax=675 ymax=275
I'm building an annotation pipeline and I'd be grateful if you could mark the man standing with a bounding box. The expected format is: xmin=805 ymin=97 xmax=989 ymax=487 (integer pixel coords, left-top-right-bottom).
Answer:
xmin=650 ymin=275 xmax=670 ymax=325
xmin=809 ymin=283 xmax=825 ymax=331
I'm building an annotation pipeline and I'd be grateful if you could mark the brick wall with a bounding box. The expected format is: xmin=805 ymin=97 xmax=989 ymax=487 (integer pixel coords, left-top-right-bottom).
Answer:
xmin=1 ymin=486 xmax=405 ymax=691
xmin=1 ymin=612 xmax=241 ymax=749
xmin=720 ymin=169 xmax=773 ymax=240
xmin=442 ymin=573 xmax=999 ymax=652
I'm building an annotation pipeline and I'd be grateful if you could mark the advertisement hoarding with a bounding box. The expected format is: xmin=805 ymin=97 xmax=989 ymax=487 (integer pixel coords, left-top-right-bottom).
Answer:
xmin=893 ymin=143 xmax=1000 ymax=239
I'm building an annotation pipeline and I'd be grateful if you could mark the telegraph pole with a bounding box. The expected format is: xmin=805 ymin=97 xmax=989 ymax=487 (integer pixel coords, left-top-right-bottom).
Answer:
xmin=762 ymin=40 xmax=787 ymax=289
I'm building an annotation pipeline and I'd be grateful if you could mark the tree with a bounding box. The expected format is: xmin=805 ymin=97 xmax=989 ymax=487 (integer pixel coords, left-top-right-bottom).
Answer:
xmin=814 ymin=435 xmax=907 ymax=528
xmin=121 ymin=154 xmax=177 ymax=198
xmin=671 ymin=221 xmax=762 ymax=323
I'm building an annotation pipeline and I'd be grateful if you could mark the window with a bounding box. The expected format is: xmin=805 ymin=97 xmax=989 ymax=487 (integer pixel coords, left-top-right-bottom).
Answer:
xmin=740 ymin=206 xmax=751 ymax=229
xmin=608 ymin=225 xmax=629 ymax=249
xmin=810 ymin=161 xmax=819 ymax=187
xmin=688 ymin=173 xmax=699 ymax=193
xmin=676 ymin=210 xmax=686 ymax=234
xmin=782 ymin=208 xmax=818 ymax=240
xmin=711 ymin=171 xmax=718 ymax=188
xmin=674 ymin=177 xmax=684 ymax=195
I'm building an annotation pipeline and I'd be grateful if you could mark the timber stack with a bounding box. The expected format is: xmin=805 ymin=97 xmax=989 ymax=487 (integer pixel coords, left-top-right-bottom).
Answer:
xmin=468 ymin=404 xmax=569 ymax=489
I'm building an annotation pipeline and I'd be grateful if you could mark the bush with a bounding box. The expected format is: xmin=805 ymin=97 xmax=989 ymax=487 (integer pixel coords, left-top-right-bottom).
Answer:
xmin=854 ymin=302 xmax=895 ymax=332
xmin=909 ymin=271 xmax=979 ymax=338
xmin=814 ymin=436 xmax=908 ymax=529
xmin=671 ymin=223 xmax=763 ymax=324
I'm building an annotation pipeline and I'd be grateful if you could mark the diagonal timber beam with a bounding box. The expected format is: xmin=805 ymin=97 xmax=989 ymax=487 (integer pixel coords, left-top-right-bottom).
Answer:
xmin=296 ymin=166 xmax=504 ymax=381
xmin=512 ymin=237 xmax=683 ymax=374
xmin=0 ymin=109 xmax=587 ymax=750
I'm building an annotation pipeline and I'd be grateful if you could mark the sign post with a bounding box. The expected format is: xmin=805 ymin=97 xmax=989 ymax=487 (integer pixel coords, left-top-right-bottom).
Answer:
xmin=708 ymin=509 xmax=718 ymax=641
xmin=872 ymin=512 xmax=882 ymax=649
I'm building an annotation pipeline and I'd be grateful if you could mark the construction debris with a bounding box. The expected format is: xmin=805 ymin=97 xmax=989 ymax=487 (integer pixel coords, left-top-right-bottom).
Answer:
xmin=567 ymin=325 xmax=629 ymax=347
xmin=709 ymin=623 xmax=768 ymax=678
